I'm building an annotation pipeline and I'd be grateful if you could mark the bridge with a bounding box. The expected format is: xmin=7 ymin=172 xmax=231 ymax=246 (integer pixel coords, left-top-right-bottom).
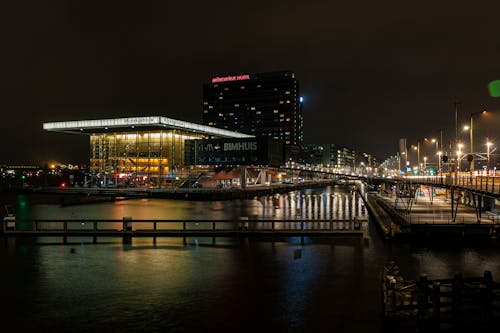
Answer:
xmin=279 ymin=166 xmax=500 ymax=225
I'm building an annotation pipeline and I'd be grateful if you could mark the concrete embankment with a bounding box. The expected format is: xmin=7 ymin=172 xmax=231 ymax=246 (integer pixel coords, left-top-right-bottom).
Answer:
xmin=150 ymin=180 xmax=342 ymax=200
xmin=1 ymin=180 xmax=345 ymax=206
xmin=357 ymin=190 xmax=392 ymax=240
xmin=0 ymin=190 xmax=118 ymax=207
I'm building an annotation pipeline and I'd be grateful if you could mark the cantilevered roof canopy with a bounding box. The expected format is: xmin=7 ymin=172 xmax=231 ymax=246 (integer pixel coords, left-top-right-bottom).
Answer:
xmin=43 ymin=116 xmax=254 ymax=138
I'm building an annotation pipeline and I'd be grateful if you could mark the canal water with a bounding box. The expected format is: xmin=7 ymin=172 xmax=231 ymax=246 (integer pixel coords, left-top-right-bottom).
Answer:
xmin=2 ymin=185 xmax=500 ymax=332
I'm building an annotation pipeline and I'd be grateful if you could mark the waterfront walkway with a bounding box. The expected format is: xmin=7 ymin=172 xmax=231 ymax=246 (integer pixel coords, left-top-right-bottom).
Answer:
xmin=377 ymin=192 xmax=497 ymax=224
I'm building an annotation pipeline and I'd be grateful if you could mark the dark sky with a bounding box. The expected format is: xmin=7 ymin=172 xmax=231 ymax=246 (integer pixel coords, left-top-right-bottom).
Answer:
xmin=1 ymin=0 xmax=500 ymax=165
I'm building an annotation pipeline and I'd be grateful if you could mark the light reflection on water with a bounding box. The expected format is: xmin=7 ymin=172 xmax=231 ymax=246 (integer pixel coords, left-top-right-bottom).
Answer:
xmin=19 ymin=186 xmax=368 ymax=221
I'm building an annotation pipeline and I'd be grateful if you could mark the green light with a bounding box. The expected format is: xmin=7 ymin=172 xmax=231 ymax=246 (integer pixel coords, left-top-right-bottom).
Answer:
xmin=488 ymin=80 xmax=500 ymax=97
xmin=21 ymin=175 xmax=26 ymax=180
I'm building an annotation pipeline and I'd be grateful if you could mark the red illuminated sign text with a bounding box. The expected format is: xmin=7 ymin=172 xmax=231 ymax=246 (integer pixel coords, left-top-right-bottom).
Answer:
xmin=211 ymin=74 xmax=250 ymax=83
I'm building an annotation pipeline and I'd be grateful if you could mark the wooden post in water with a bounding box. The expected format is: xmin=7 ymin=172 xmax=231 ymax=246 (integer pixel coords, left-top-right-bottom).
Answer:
xmin=452 ymin=273 xmax=464 ymax=321
xmin=122 ymin=217 xmax=132 ymax=244
xmin=480 ymin=271 xmax=493 ymax=323
xmin=432 ymin=281 xmax=441 ymax=330
xmin=417 ymin=274 xmax=429 ymax=330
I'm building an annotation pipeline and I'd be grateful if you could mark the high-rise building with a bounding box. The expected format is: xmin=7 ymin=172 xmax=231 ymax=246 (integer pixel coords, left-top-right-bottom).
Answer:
xmin=202 ymin=71 xmax=303 ymax=159
xmin=301 ymin=144 xmax=357 ymax=171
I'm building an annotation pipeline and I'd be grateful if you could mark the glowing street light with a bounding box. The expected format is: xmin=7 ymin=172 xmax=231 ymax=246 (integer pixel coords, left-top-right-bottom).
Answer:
xmin=456 ymin=145 xmax=463 ymax=172
xmin=487 ymin=141 xmax=493 ymax=171
xmin=437 ymin=151 xmax=442 ymax=174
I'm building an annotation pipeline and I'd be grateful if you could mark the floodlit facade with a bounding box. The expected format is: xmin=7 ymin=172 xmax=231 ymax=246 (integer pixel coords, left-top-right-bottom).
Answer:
xmin=301 ymin=144 xmax=357 ymax=171
xmin=43 ymin=116 xmax=253 ymax=187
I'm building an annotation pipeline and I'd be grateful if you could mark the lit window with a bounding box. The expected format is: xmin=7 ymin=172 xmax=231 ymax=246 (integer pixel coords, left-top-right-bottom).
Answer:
xmin=256 ymin=111 xmax=261 ymax=114
xmin=279 ymin=101 xmax=284 ymax=104
xmin=273 ymin=110 xmax=278 ymax=113
xmin=203 ymin=102 xmax=208 ymax=105
xmin=203 ymin=110 xmax=208 ymax=113
xmin=219 ymin=113 xmax=223 ymax=117
xmin=219 ymin=96 xmax=223 ymax=100
xmin=251 ymin=107 xmax=256 ymax=110
xmin=234 ymin=104 xmax=239 ymax=107
xmin=209 ymin=105 xmax=213 ymax=109
xmin=257 ymin=84 xmax=262 ymax=88
xmin=224 ymin=87 xmax=229 ymax=91
xmin=240 ymin=86 xmax=245 ymax=89
xmin=285 ymin=91 xmax=290 ymax=94
xmin=286 ymin=141 xmax=290 ymax=144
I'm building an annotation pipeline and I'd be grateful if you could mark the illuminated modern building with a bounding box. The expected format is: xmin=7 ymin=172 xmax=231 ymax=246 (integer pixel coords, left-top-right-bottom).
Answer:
xmin=43 ymin=116 xmax=253 ymax=187
xmin=301 ymin=144 xmax=357 ymax=171
xmin=202 ymin=71 xmax=303 ymax=159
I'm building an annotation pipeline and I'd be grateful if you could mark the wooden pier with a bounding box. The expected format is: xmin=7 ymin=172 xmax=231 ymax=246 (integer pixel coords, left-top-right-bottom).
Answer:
xmin=382 ymin=262 xmax=500 ymax=331
xmin=2 ymin=218 xmax=367 ymax=240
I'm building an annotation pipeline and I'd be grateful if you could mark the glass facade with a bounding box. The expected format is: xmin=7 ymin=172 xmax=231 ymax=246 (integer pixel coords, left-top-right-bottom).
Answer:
xmin=89 ymin=129 xmax=205 ymax=186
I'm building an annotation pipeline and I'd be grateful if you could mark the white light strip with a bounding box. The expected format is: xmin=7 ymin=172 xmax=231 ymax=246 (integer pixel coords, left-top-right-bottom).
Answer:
xmin=43 ymin=116 xmax=253 ymax=138
xmin=159 ymin=117 xmax=252 ymax=138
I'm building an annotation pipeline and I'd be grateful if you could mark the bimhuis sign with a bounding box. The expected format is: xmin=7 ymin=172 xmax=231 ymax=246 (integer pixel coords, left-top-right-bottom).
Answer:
xmin=199 ymin=141 xmax=258 ymax=152
xmin=195 ymin=138 xmax=266 ymax=165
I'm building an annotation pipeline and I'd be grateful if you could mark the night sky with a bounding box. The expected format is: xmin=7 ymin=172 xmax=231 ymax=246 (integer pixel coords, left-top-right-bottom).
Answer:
xmin=1 ymin=0 xmax=500 ymax=165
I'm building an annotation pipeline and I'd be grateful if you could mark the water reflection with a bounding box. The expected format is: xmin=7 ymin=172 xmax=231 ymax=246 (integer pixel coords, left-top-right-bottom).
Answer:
xmin=20 ymin=186 xmax=368 ymax=222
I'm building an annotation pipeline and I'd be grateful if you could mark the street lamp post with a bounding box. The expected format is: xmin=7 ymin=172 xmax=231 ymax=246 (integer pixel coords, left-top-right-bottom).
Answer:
xmin=412 ymin=143 xmax=421 ymax=174
xmin=423 ymin=156 xmax=427 ymax=173
xmin=466 ymin=111 xmax=486 ymax=172
xmin=417 ymin=141 xmax=420 ymax=174
xmin=487 ymin=140 xmax=493 ymax=172
xmin=437 ymin=151 xmax=442 ymax=174
xmin=457 ymin=143 xmax=464 ymax=174
xmin=431 ymin=138 xmax=438 ymax=172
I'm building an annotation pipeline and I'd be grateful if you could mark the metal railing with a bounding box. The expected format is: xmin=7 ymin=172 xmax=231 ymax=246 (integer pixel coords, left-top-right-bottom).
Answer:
xmin=399 ymin=174 xmax=500 ymax=196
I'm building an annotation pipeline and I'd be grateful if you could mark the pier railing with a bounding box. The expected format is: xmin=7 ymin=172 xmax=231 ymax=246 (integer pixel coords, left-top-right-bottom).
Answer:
xmin=2 ymin=218 xmax=368 ymax=236
xmin=382 ymin=262 xmax=500 ymax=330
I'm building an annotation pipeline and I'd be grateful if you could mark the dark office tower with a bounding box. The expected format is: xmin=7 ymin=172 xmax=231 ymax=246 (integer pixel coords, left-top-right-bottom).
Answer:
xmin=202 ymin=71 xmax=303 ymax=160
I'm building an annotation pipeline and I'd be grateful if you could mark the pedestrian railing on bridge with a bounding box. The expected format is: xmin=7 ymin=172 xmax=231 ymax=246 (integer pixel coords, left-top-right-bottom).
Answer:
xmin=398 ymin=174 xmax=500 ymax=196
